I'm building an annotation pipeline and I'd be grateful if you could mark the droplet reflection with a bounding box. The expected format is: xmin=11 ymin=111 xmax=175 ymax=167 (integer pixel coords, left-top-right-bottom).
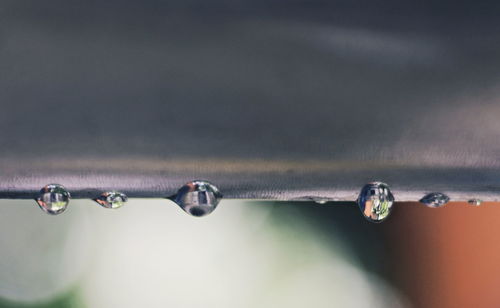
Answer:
xmin=173 ymin=180 xmax=222 ymax=217
xmin=35 ymin=184 xmax=71 ymax=215
xmin=314 ymin=199 xmax=328 ymax=205
xmin=357 ymin=182 xmax=394 ymax=223
xmin=468 ymin=199 xmax=482 ymax=206
xmin=95 ymin=191 xmax=128 ymax=209
xmin=419 ymin=192 xmax=450 ymax=208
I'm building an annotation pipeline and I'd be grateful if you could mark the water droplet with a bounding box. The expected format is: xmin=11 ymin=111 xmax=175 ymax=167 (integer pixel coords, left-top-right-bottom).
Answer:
xmin=95 ymin=191 xmax=128 ymax=209
xmin=173 ymin=180 xmax=222 ymax=217
xmin=35 ymin=184 xmax=71 ymax=215
xmin=468 ymin=199 xmax=482 ymax=206
xmin=357 ymin=182 xmax=394 ymax=223
xmin=420 ymin=192 xmax=449 ymax=208
xmin=314 ymin=199 xmax=328 ymax=205
xmin=301 ymin=196 xmax=329 ymax=204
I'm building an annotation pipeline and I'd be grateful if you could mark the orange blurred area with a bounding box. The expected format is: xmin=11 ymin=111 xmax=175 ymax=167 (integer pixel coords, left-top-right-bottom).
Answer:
xmin=384 ymin=202 xmax=500 ymax=308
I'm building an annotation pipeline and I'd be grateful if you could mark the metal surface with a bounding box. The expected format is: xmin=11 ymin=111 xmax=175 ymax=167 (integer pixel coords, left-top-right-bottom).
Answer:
xmin=1 ymin=1 xmax=500 ymax=201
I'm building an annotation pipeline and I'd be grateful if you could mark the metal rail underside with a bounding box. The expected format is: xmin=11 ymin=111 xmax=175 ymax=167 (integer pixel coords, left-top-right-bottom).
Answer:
xmin=1 ymin=1 xmax=500 ymax=201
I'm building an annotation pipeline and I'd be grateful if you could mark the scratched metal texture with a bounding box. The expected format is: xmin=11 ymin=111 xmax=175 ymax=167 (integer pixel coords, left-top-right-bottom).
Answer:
xmin=1 ymin=1 xmax=500 ymax=201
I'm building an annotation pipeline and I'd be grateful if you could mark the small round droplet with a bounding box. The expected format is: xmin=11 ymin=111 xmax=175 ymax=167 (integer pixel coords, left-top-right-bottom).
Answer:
xmin=95 ymin=191 xmax=128 ymax=209
xmin=174 ymin=180 xmax=222 ymax=217
xmin=357 ymin=182 xmax=394 ymax=223
xmin=468 ymin=199 xmax=482 ymax=206
xmin=420 ymin=192 xmax=450 ymax=208
xmin=36 ymin=184 xmax=71 ymax=215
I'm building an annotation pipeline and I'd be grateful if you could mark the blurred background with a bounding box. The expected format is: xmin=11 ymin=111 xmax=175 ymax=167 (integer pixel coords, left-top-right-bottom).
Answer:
xmin=1 ymin=200 xmax=500 ymax=308
xmin=2 ymin=1 xmax=500 ymax=307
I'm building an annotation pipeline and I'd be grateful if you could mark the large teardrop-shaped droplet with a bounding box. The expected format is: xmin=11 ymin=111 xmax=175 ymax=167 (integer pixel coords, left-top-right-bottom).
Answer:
xmin=95 ymin=191 xmax=128 ymax=209
xmin=420 ymin=192 xmax=449 ymax=208
xmin=36 ymin=184 xmax=71 ymax=215
xmin=357 ymin=182 xmax=394 ymax=223
xmin=173 ymin=180 xmax=222 ymax=217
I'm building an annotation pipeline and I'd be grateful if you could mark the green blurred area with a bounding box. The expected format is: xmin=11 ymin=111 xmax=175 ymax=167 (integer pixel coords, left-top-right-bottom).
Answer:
xmin=0 ymin=200 xmax=406 ymax=307
xmin=0 ymin=289 xmax=81 ymax=308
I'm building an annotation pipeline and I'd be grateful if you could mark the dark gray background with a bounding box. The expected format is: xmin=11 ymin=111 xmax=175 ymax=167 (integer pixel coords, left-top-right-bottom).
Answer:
xmin=1 ymin=1 xmax=500 ymax=200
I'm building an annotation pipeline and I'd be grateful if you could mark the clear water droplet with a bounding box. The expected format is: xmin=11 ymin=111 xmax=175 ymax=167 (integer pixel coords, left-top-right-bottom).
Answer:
xmin=174 ymin=180 xmax=222 ymax=217
xmin=420 ymin=192 xmax=449 ymax=208
xmin=301 ymin=196 xmax=329 ymax=204
xmin=357 ymin=182 xmax=394 ymax=223
xmin=314 ymin=199 xmax=328 ymax=205
xmin=35 ymin=184 xmax=71 ymax=215
xmin=468 ymin=199 xmax=482 ymax=206
xmin=95 ymin=191 xmax=128 ymax=209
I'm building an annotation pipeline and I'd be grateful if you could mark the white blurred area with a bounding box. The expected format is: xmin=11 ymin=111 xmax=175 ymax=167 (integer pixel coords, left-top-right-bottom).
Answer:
xmin=0 ymin=199 xmax=408 ymax=307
